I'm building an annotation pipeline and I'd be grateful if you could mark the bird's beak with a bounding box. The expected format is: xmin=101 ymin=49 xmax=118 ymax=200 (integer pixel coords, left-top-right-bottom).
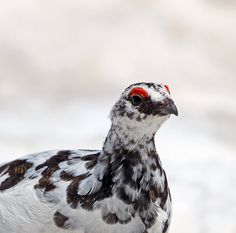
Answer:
xmin=160 ymin=98 xmax=178 ymax=116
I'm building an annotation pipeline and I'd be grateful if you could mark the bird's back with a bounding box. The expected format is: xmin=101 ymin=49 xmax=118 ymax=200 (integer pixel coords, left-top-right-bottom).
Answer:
xmin=0 ymin=149 xmax=102 ymax=233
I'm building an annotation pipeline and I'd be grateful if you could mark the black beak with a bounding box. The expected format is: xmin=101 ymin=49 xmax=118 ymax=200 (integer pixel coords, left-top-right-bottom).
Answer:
xmin=160 ymin=98 xmax=178 ymax=116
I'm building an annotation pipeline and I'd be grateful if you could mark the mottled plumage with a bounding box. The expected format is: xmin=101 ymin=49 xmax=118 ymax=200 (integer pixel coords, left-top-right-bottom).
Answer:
xmin=0 ymin=82 xmax=178 ymax=233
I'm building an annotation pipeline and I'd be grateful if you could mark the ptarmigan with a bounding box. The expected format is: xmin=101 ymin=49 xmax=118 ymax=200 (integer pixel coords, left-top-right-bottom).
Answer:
xmin=0 ymin=82 xmax=178 ymax=233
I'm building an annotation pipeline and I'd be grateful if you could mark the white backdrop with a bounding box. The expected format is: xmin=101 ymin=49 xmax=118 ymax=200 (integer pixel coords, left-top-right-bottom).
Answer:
xmin=0 ymin=1 xmax=236 ymax=233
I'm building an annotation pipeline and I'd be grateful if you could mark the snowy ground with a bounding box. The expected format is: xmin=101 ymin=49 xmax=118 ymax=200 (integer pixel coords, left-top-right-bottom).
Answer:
xmin=0 ymin=0 xmax=236 ymax=232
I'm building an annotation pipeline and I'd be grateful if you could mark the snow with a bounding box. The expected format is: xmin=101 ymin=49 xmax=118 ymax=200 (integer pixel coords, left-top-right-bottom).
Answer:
xmin=0 ymin=0 xmax=236 ymax=232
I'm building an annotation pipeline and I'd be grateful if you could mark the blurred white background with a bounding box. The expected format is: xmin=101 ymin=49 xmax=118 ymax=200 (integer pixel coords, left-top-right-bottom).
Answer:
xmin=0 ymin=0 xmax=236 ymax=232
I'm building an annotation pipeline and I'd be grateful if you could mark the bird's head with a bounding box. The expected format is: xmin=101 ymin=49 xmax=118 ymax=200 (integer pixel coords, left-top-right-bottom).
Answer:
xmin=110 ymin=82 xmax=178 ymax=139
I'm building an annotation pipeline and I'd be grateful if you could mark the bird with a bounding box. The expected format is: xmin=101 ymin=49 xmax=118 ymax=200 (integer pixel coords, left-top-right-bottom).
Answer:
xmin=0 ymin=82 xmax=178 ymax=233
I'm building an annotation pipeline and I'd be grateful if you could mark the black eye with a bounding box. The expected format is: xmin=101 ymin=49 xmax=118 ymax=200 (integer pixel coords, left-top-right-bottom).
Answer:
xmin=131 ymin=95 xmax=143 ymax=106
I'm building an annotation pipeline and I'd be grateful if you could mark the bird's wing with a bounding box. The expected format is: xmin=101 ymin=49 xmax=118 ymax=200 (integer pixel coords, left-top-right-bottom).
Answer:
xmin=0 ymin=149 xmax=108 ymax=206
xmin=0 ymin=149 xmax=111 ymax=232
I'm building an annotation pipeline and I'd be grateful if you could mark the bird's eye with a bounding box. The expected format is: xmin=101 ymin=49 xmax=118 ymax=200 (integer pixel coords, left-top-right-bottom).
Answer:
xmin=131 ymin=95 xmax=143 ymax=106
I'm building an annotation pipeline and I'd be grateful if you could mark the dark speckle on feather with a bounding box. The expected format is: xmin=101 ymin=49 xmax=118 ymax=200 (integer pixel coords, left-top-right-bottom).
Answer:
xmin=34 ymin=150 xmax=71 ymax=192
xmin=0 ymin=160 xmax=33 ymax=191
xmin=53 ymin=211 xmax=68 ymax=229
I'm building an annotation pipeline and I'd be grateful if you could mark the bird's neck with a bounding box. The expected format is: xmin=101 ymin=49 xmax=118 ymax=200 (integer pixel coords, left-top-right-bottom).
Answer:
xmin=102 ymin=123 xmax=158 ymax=153
xmin=94 ymin=124 xmax=170 ymax=229
xmin=100 ymin=124 xmax=165 ymax=202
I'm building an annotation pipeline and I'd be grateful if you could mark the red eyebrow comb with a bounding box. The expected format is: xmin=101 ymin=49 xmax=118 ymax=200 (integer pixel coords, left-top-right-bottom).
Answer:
xmin=164 ymin=85 xmax=170 ymax=94
xmin=129 ymin=87 xmax=149 ymax=98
